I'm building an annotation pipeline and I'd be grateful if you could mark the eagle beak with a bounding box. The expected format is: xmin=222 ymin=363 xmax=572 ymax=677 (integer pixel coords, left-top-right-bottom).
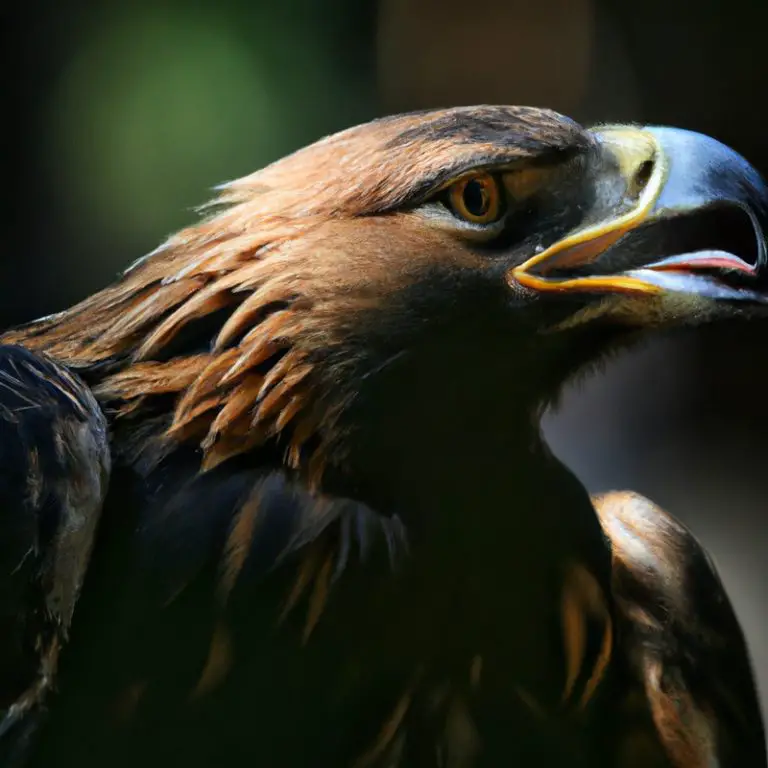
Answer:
xmin=511 ymin=126 xmax=768 ymax=303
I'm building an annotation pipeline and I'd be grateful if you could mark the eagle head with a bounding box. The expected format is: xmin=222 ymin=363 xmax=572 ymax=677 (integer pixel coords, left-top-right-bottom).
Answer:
xmin=8 ymin=106 xmax=768 ymax=496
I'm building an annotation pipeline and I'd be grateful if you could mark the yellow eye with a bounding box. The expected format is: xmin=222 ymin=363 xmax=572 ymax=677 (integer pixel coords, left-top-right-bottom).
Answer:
xmin=448 ymin=173 xmax=504 ymax=224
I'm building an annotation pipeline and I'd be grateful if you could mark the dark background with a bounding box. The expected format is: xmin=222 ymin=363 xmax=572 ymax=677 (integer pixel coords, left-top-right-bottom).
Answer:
xmin=7 ymin=0 xmax=768 ymax=714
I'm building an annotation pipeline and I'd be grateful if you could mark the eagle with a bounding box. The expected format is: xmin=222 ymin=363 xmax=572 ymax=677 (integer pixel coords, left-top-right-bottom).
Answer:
xmin=0 ymin=106 xmax=764 ymax=767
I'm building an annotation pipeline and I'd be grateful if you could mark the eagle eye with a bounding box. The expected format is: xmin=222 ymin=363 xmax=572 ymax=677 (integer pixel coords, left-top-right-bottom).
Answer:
xmin=447 ymin=173 xmax=504 ymax=225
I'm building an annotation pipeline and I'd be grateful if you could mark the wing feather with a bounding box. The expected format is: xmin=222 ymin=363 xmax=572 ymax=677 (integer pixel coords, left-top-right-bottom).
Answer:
xmin=594 ymin=491 xmax=767 ymax=768
xmin=0 ymin=345 xmax=110 ymax=765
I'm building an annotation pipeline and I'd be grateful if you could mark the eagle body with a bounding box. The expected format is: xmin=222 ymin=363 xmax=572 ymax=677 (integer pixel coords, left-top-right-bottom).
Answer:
xmin=32 ymin=446 xmax=615 ymax=767
xmin=0 ymin=106 xmax=765 ymax=766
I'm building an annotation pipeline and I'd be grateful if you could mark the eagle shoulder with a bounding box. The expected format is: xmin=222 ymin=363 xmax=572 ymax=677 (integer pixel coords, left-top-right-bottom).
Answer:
xmin=0 ymin=344 xmax=110 ymax=764
xmin=592 ymin=490 xmax=766 ymax=767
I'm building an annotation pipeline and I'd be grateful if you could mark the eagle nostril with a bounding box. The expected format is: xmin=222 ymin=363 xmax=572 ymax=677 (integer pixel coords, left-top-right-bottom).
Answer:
xmin=627 ymin=160 xmax=655 ymax=201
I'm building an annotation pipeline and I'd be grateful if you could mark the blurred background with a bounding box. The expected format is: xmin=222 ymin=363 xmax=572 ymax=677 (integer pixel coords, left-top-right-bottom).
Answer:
xmin=7 ymin=0 xmax=768 ymax=713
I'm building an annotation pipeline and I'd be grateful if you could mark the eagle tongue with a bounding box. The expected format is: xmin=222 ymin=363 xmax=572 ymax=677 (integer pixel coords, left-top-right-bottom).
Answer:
xmin=644 ymin=250 xmax=757 ymax=275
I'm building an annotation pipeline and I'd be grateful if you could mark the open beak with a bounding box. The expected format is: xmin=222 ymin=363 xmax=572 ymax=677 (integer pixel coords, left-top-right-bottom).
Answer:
xmin=510 ymin=126 xmax=768 ymax=303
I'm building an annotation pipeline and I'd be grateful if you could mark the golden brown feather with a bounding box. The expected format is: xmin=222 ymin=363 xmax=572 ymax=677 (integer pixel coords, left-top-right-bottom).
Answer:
xmin=3 ymin=106 xmax=587 ymax=486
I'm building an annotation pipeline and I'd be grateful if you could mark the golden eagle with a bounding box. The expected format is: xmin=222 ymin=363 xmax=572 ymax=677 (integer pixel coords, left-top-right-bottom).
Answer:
xmin=0 ymin=106 xmax=765 ymax=767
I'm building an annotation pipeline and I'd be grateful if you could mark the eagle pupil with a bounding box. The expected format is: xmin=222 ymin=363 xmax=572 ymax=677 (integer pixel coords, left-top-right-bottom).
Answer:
xmin=463 ymin=180 xmax=488 ymax=216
